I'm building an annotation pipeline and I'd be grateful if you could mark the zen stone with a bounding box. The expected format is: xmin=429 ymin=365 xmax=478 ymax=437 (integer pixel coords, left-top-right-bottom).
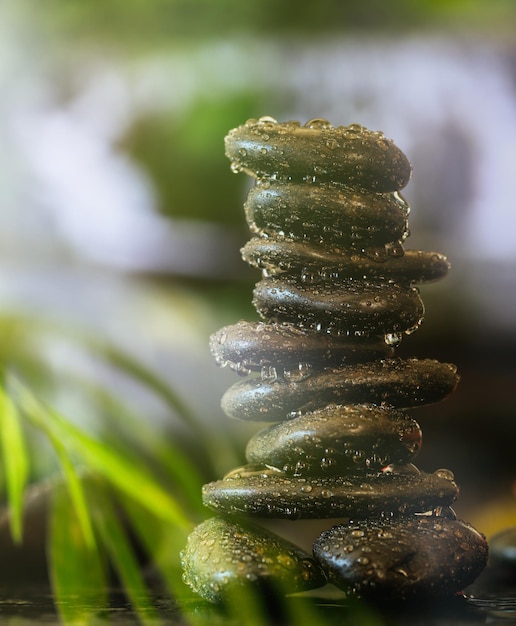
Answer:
xmin=202 ymin=466 xmax=458 ymax=519
xmin=244 ymin=181 xmax=408 ymax=244
xmin=241 ymin=239 xmax=450 ymax=285
xmin=210 ymin=321 xmax=393 ymax=373
xmin=221 ymin=358 xmax=459 ymax=422
xmin=253 ymin=276 xmax=424 ymax=335
xmin=313 ymin=517 xmax=488 ymax=600
xmin=225 ymin=118 xmax=412 ymax=191
xmin=245 ymin=403 xmax=422 ymax=475
xmin=181 ymin=516 xmax=325 ymax=603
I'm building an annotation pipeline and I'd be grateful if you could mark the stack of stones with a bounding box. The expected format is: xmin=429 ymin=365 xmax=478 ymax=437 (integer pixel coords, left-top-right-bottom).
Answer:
xmin=181 ymin=118 xmax=488 ymax=603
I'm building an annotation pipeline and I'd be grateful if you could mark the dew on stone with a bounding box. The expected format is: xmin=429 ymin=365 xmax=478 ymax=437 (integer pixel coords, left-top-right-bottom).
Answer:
xmin=434 ymin=468 xmax=455 ymax=482
xmin=193 ymin=118 xmax=487 ymax=604
xmin=385 ymin=332 xmax=403 ymax=346
xmin=304 ymin=118 xmax=332 ymax=129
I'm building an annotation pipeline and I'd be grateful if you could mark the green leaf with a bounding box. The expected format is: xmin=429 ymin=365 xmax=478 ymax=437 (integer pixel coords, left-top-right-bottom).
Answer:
xmin=120 ymin=495 xmax=191 ymax=601
xmin=49 ymin=483 xmax=107 ymax=625
xmin=74 ymin=378 xmax=205 ymax=516
xmin=88 ymin=481 xmax=159 ymax=624
xmin=0 ymin=385 xmax=29 ymax=543
xmin=51 ymin=439 xmax=96 ymax=550
xmin=13 ymin=379 xmax=194 ymax=532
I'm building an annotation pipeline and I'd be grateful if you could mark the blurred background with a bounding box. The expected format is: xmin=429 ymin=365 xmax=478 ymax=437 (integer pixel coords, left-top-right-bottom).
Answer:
xmin=1 ymin=0 xmax=515 ymax=540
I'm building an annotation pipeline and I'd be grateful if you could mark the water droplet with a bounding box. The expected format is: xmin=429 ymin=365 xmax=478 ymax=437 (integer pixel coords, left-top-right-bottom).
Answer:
xmin=304 ymin=118 xmax=332 ymax=129
xmin=385 ymin=333 xmax=403 ymax=347
xmin=258 ymin=115 xmax=277 ymax=124
xmin=434 ymin=468 xmax=455 ymax=481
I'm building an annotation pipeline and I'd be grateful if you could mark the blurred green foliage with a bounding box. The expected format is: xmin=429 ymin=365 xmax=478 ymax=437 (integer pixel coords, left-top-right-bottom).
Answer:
xmin=23 ymin=0 xmax=516 ymax=46
xmin=119 ymin=95 xmax=265 ymax=225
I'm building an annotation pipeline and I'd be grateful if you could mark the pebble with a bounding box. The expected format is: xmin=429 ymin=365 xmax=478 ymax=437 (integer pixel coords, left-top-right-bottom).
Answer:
xmin=244 ymin=181 xmax=408 ymax=244
xmin=488 ymin=526 xmax=516 ymax=567
xmin=202 ymin=466 xmax=458 ymax=519
xmin=221 ymin=358 xmax=460 ymax=422
xmin=253 ymin=276 xmax=424 ymax=336
xmin=181 ymin=516 xmax=326 ymax=603
xmin=210 ymin=321 xmax=393 ymax=373
xmin=245 ymin=403 xmax=422 ymax=475
xmin=241 ymin=239 xmax=450 ymax=285
xmin=312 ymin=516 xmax=488 ymax=600
xmin=224 ymin=119 xmax=412 ymax=191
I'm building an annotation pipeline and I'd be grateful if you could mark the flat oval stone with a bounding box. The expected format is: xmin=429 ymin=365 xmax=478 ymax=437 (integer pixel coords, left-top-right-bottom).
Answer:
xmin=202 ymin=466 xmax=458 ymax=519
xmin=181 ymin=516 xmax=326 ymax=603
xmin=253 ymin=277 xmax=424 ymax=335
xmin=221 ymin=358 xmax=459 ymax=422
xmin=313 ymin=517 xmax=488 ymax=600
xmin=225 ymin=118 xmax=412 ymax=191
xmin=210 ymin=321 xmax=393 ymax=373
xmin=245 ymin=404 xmax=422 ymax=475
xmin=244 ymin=182 xmax=408 ymax=245
xmin=242 ymin=239 xmax=450 ymax=285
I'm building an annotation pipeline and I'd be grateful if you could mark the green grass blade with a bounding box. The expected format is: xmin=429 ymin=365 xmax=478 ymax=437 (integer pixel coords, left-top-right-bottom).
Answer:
xmin=13 ymin=379 xmax=194 ymax=532
xmin=89 ymin=482 xmax=160 ymax=624
xmin=56 ymin=417 xmax=194 ymax=531
xmin=73 ymin=378 xmax=205 ymax=515
xmin=49 ymin=483 xmax=108 ymax=625
xmin=50 ymin=438 xmax=96 ymax=550
xmin=120 ymin=495 xmax=192 ymax=601
xmin=0 ymin=385 xmax=29 ymax=543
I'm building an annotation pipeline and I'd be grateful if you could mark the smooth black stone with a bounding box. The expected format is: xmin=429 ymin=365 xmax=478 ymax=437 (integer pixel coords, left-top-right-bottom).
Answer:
xmin=221 ymin=358 xmax=459 ymax=422
xmin=313 ymin=517 xmax=488 ymax=600
xmin=210 ymin=321 xmax=393 ymax=373
xmin=202 ymin=467 xmax=459 ymax=519
xmin=244 ymin=181 xmax=408 ymax=245
xmin=253 ymin=276 xmax=424 ymax=335
xmin=181 ymin=516 xmax=326 ymax=603
xmin=242 ymin=239 xmax=450 ymax=285
xmin=245 ymin=404 xmax=422 ymax=475
xmin=225 ymin=119 xmax=412 ymax=191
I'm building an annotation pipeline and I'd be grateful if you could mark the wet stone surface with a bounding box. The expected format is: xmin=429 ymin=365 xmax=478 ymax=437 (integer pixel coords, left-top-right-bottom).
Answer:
xmin=202 ymin=466 xmax=458 ymax=519
xmin=221 ymin=358 xmax=460 ymax=422
xmin=252 ymin=276 xmax=424 ymax=336
xmin=180 ymin=516 xmax=326 ymax=603
xmin=210 ymin=321 xmax=393 ymax=373
xmin=182 ymin=117 xmax=487 ymax=604
xmin=225 ymin=118 xmax=412 ymax=191
xmin=313 ymin=517 xmax=489 ymax=600
xmin=242 ymin=239 xmax=450 ymax=284
xmin=244 ymin=181 xmax=409 ymax=244
xmin=245 ymin=403 xmax=422 ymax=475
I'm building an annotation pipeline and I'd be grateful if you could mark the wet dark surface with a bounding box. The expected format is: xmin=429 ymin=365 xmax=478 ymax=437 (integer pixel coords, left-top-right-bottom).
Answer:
xmin=0 ymin=584 xmax=515 ymax=625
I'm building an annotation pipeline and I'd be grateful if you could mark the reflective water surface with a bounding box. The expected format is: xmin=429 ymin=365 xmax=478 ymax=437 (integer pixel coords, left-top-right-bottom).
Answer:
xmin=0 ymin=587 xmax=515 ymax=626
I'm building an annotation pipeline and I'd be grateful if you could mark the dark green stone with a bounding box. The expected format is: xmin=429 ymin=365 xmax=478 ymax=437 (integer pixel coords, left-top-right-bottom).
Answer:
xmin=225 ymin=119 xmax=412 ymax=191
xmin=244 ymin=181 xmax=408 ymax=245
xmin=202 ymin=466 xmax=458 ymax=519
xmin=221 ymin=358 xmax=459 ymax=422
xmin=253 ymin=276 xmax=424 ymax=335
xmin=245 ymin=404 xmax=422 ymax=475
xmin=181 ymin=516 xmax=326 ymax=603
xmin=210 ymin=321 xmax=393 ymax=373
xmin=242 ymin=239 xmax=450 ymax=285
xmin=313 ymin=517 xmax=488 ymax=599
